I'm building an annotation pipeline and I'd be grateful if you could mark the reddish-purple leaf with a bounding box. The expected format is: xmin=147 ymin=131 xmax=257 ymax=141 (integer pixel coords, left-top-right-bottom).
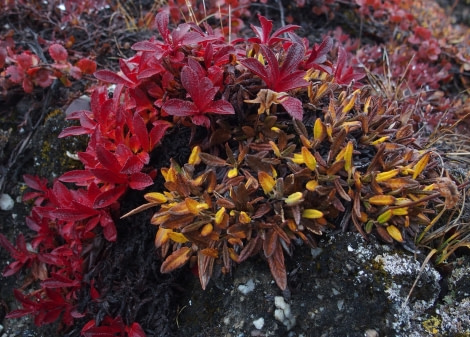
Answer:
xmin=0 ymin=234 xmax=19 ymax=257
xmin=132 ymin=40 xmax=162 ymax=52
xmin=241 ymin=58 xmax=269 ymax=84
xmin=23 ymin=174 xmax=48 ymax=191
xmin=52 ymin=181 xmax=73 ymax=207
xmin=41 ymin=273 xmax=80 ymax=288
xmin=162 ymin=99 xmax=199 ymax=117
xmin=278 ymin=70 xmax=309 ymax=92
xmin=181 ymin=66 xmax=217 ymax=109
xmin=206 ymin=100 xmax=235 ymax=115
xmin=155 ymin=11 xmax=170 ymax=42
xmin=280 ymin=43 xmax=305 ymax=76
xmin=6 ymin=65 xmax=23 ymax=83
xmin=58 ymin=126 xmax=90 ymax=138
xmin=304 ymin=36 xmax=333 ymax=72
xmin=49 ymin=44 xmax=68 ymax=62
xmin=6 ymin=309 xmax=35 ymax=319
xmin=249 ymin=14 xmax=299 ymax=46
xmin=334 ymin=47 xmax=365 ymax=86
xmin=280 ymin=96 xmax=304 ymax=120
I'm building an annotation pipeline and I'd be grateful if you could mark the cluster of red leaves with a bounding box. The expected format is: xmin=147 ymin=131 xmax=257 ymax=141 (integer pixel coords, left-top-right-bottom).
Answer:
xmin=351 ymin=0 xmax=469 ymax=127
xmin=0 ymin=39 xmax=96 ymax=93
xmin=0 ymin=8 xmax=366 ymax=334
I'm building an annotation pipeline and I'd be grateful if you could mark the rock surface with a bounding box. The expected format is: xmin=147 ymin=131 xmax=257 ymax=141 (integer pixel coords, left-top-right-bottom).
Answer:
xmin=176 ymin=232 xmax=470 ymax=337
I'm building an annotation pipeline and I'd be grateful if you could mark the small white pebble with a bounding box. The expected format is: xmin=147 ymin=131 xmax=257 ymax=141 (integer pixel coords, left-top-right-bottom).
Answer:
xmin=252 ymin=317 xmax=264 ymax=330
xmin=274 ymin=308 xmax=285 ymax=322
xmin=274 ymin=296 xmax=287 ymax=310
xmin=238 ymin=279 xmax=255 ymax=295
xmin=364 ymin=328 xmax=379 ymax=337
xmin=0 ymin=193 xmax=14 ymax=211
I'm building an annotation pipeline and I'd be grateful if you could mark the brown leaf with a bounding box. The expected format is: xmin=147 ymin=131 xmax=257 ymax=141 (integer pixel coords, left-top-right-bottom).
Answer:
xmin=334 ymin=178 xmax=351 ymax=201
xmin=209 ymin=128 xmax=232 ymax=147
xmin=161 ymin=214 xmax=195 ymax=229
xmin=245 ymin=154 xmax=272 ymax=173
xmin=263 ymin=229 xmax=279 ymax=258
xmin=267 ymin=245 xmax=287 ymax=290
xmin=160 ymin=247 xmax=192 ymax=273
xmin=326 ymin=160 xmax=345 ymax=176
xmin=395 ymin=124 xmax=414 ymax=140
xmin=155 ymin=227 xmax=172 ymax=248
xmin=121 ymin=202 xmax=158 ymax=218
xmin=252 ymin=203 xmax=272 ymax=219
xmin=293 ymin=118 xmax=307 ymax=138
xmin=375 ymin=225 xmax=393 ymax=243
xmin=198 ymin=251 xmax=215 ymax=290
xmin=227 ymin=223 xmax=250 ymax=239
xmin=328 ymin=128 xmax=347 ymax=163
xmin=216 ymin=197 xmax=236 ymax=209
xmin=238 ymin=236 xmax=261 ymax=263
xmin=199 ymin=153 xmax=229 ymax=166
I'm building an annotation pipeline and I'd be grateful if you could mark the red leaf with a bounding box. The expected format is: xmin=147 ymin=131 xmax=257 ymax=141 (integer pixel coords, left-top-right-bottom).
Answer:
xmin=93 ymin=185 xmax=127 ymax=209
xmin=241 ymin=58 xmax=269 ymax=84
xmin=149 ymin=120 xmax=172 ymax=149
xmin=59 ymin=170 xmax=95 ymax=183
xmin=50 ymin=208 xmax=98 ymax=221
xmin=162 ymin=99 xmax=198 ymax=117
xmin=249 ymin=14 xmax=299 ymax=46
xmin=76 ymin=58 xmax=97 ymax=74
xmin=304 ymin=36 xmax=333 ymax=72
xmin=96 ymin=146 xmax=122 ymax=173
xmin=23 ymin=174 xmax=48 ymax=191
xmin=6 ymin=309 xmax=35 ymax=319
xmin=206 ymin=100 xmax=235 ymax=115
xmin=126 ymin=322 xmax=146 ymax=337
xmin=0 ymin=234 xmax=19 ymax=257
xmin=49 ymin=44 xmax=68 ymax=62
xmin=280 ymin=96 xmax=304 ymax=120
xmin=129 ymin=172 xmax=153 ymax=190
xmin=58 ymin=126 xmax=91 ymax=138
xmin=52 ymin=180 xmax=73 ymax=207
xmin=34 ymin=68 xmax=54 ymax=88
xmin=120 ymin=155 xmax=144 ymax=174
xmin=94 ymin=69 xmax=134 ymax=86
xmin=132 ymin=40 xmax=162 ymax=52
xmin=90 ymin=168 xmax=127 ymax=185
xmin=41 ymin=273 xmax=80 ymax=288
xmin=155 ymin=11 xmax=170 ymax=42
xmin=102 ymin=220 xmax=117 ymax=242
xmin=132 ymin=113 xmax=150 ymax=152
xmin=6 ymin=65 xmax=23 ymax=83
